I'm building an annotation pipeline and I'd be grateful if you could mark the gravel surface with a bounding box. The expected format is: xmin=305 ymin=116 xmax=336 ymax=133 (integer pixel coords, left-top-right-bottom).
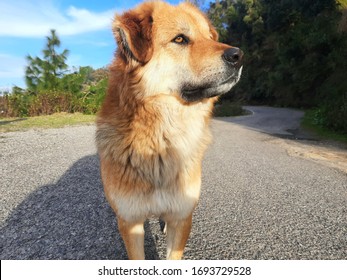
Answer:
xmin=1 ymin=107 xmax=346 ymax=260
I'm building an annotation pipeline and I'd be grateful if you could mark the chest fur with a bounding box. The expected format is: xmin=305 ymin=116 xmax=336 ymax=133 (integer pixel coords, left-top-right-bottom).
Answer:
xmin=130 ymin=100 xmax=211 ymax=186
xmin=96 ymin=97 xmax=212 ymax=190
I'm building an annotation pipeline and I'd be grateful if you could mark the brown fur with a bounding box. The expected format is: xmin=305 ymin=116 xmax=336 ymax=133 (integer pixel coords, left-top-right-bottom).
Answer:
xmin=96 ymin=0 xmax=242 ymax=260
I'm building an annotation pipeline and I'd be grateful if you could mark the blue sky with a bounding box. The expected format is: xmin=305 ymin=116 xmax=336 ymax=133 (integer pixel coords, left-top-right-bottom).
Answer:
xmin=0 ymin=0 xmax=182 ymax=91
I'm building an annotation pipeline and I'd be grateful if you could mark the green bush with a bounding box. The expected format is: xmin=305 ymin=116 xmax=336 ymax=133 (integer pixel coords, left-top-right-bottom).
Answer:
xmin=318 ymin=71 xmax=347 ymax=133
xmin=2 ymin=92 xmax=31 ymax=117
xmin=213 ymin=101 xmax=246 ymax=117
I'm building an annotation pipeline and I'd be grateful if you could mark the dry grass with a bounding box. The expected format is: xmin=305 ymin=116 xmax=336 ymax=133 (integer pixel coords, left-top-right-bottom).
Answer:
xmin=0 ymin=113 xmax=96 ymax=133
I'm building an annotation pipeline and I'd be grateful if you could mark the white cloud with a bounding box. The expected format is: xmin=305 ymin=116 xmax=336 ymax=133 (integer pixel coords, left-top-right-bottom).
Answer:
xmin=0 ymin=0 xmax=115 ymax=38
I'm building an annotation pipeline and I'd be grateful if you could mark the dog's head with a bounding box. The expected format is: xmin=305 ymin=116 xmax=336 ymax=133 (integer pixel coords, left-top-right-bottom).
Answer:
xmin=113 ymin=1 xmax=243 ymax=103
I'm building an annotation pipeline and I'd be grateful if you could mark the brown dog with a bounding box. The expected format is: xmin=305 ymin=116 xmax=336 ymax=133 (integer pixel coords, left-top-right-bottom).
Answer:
xmin=96 ymin=1 xmax=242 ymax=260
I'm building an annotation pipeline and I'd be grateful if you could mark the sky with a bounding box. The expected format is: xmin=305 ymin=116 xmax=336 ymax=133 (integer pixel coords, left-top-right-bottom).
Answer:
xmin=0 ymin=0 xmax=182 ymax=91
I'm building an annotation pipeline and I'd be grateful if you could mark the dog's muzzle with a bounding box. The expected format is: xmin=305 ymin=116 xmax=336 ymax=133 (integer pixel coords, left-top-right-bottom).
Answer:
xmin=180 ymin=47 xmax=243 ymax=103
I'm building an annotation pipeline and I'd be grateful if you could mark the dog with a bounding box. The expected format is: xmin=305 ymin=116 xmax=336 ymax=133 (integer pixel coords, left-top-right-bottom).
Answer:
xmin=96 ymin=0 xmax=243 ymax=260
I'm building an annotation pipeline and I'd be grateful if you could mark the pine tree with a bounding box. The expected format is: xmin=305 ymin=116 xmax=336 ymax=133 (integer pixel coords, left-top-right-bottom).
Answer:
xmin=25 ymin=29 xmax=69 ymax=92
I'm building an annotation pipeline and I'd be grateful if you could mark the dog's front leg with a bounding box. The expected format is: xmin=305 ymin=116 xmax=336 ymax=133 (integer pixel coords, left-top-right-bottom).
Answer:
xmin=165 ymin=213 xmax=193 ymax=260
xmin=117 ymin=216 xmax=145 ymax=260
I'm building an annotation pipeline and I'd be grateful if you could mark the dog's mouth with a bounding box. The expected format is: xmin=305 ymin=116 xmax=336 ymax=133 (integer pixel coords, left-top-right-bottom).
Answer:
xmin=181 ymin=67 xmax=243 ymax=103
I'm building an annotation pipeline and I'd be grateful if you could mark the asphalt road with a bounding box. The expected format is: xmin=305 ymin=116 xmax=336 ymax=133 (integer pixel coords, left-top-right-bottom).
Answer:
xmin=1 ymin=106 xmax=346 ymax=260
xmin=220 ymin=106 xmax=306 ymax=137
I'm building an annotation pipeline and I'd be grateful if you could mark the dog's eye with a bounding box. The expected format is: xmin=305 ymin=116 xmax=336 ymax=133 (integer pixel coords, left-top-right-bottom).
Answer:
xmin=172 ymin=34 xmax=189 ymax=45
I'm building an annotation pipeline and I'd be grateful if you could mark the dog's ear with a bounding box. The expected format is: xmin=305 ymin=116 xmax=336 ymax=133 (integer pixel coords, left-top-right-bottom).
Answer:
xmin=113 ymin=3 xmax=154 ymax=64
xmin=209 ymin=24 xmax=219 ymax=41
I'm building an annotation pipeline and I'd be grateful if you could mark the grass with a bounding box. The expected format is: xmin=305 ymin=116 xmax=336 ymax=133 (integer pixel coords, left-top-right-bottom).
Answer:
xmin=0 ymin=112 xmax=96 ymax=133
xmin=301 ymin=109 xmax=347 ymax=144
xmin=213 ymin=101 xmax=248 ymax=117
xmin=1 ymin=102 xmax=247 ymax=132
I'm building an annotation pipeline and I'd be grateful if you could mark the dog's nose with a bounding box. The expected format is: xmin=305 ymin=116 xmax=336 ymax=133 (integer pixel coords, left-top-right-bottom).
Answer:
xmin=222 ymin=47 xmax=243 ymax=66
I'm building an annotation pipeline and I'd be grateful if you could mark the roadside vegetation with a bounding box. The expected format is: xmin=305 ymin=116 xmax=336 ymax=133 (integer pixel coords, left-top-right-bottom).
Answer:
xmin=301 ymin=109 xmax=347 ymax=144
xmin=213 ymin=101 xmax=248 ymax=117
xmin=0 ymin=30 xmax=107 ymax=118
xmin=0 ymin=113 xmax=95 ymax=133
xmin=0 ymin=1 xmax=346 ymax=139
xmin=208 ymin=0 xmax=347 ymax=136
